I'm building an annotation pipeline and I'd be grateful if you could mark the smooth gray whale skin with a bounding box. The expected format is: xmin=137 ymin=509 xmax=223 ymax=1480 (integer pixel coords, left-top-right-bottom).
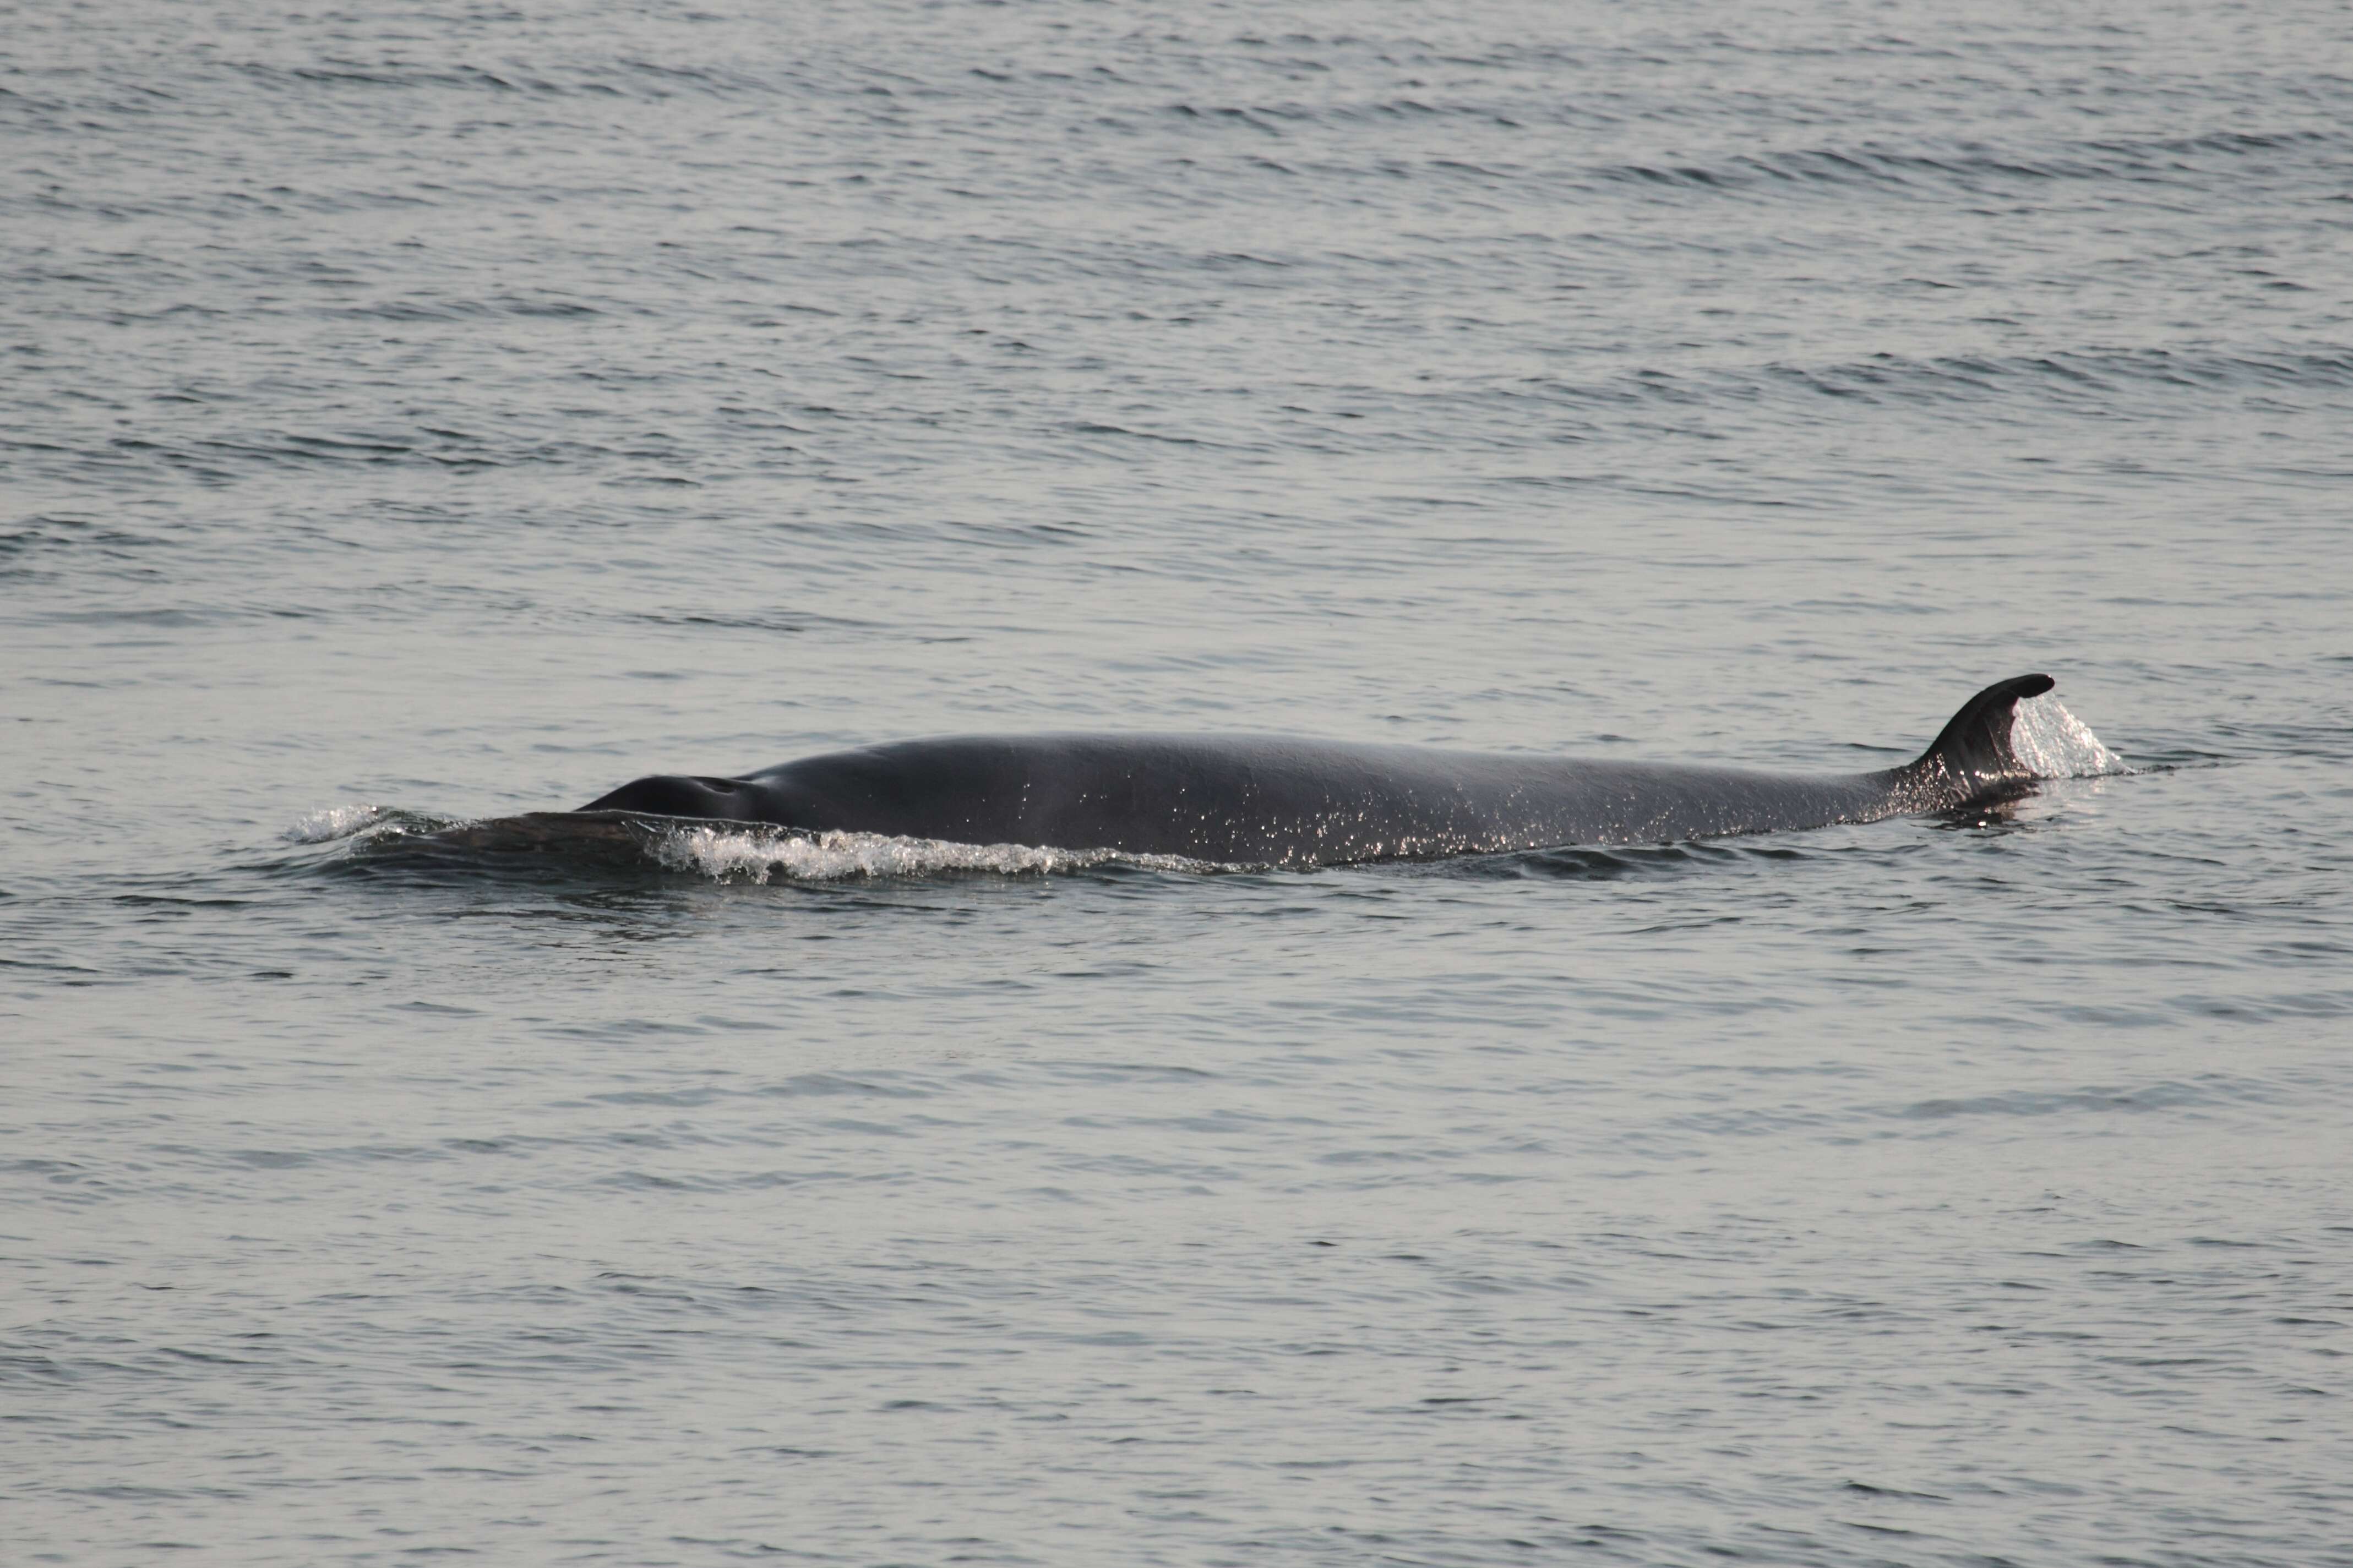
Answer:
xmin=577 ymin=675 xmax=2060 ymax=865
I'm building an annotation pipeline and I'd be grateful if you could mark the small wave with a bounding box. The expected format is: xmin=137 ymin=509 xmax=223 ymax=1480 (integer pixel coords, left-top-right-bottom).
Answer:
xmin=2012 ymin=696 xmax=2124 ymax=778
xmin=647 ymin=823 xmax=1208 ymax=883
xmin=1435 ymin=840 xmax=1758 ymax=883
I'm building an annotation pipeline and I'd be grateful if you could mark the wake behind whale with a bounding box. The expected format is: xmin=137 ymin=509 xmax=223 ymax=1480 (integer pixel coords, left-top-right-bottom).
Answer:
xmin=553 ymin=675 xmax=2117 ymax=872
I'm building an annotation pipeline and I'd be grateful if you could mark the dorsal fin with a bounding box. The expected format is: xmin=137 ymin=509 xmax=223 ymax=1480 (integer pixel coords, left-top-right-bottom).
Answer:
xmin=1892 ymin=674 xmax=2055 ymax=806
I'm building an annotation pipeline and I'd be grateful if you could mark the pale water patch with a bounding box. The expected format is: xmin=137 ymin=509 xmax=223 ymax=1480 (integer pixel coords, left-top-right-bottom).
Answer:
xmin=2011 ymin=695 xmax=2125 ymax=778
xmin=647 ymin=822 xmax=1212 ymax=883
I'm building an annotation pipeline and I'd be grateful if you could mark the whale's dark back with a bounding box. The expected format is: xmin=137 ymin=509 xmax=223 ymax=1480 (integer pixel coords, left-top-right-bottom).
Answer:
xmin=577 ymin=675 xmax=2059 ymax=864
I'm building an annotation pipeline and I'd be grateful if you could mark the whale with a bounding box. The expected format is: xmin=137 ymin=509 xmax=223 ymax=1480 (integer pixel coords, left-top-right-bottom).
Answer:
xmin=566 ymin=674 xmax=2071 ymax=866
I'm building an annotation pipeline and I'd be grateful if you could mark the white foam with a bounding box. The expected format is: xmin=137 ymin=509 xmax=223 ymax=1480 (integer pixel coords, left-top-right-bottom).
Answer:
xmin=646 ymin=823 xmax=1210 ymax=883
xmin=286 ymin=803 xmax=393 ymax=843
xmin=2011 ymin=694 xmax=2125 ymax=778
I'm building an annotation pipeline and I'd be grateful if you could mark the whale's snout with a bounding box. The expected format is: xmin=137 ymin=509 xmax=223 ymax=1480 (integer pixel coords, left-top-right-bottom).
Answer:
xmin=578 ymin=773 xmax=762 ymax=821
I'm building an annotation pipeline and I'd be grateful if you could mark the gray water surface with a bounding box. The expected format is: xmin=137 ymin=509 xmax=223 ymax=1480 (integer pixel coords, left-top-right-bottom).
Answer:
xmin=7 ymin=2 xmax=2352 ymax=1564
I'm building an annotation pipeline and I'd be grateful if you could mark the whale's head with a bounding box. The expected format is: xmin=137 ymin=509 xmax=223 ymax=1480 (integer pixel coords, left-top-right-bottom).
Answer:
xmin=576 ymin=773 xmax=776 ymax=823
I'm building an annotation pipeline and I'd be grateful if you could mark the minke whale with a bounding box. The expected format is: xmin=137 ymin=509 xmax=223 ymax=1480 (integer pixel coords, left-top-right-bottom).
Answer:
xmin=570 ymin=674 xmax=2070 ymax=866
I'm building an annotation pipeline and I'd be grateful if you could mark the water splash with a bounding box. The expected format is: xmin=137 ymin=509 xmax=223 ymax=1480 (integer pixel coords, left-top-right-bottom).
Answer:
xmin=2012 ymin=694 xmax=2125 ymax=778
xmin=647 ymin=823 xmax=1210 ymax=883
xmin=286 ymin=804 xmax=395 ymax=843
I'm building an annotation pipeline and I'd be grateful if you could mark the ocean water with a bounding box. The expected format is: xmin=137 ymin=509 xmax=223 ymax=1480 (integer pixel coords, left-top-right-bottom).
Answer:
xmin=6 ymin=2 xmax=2352 ymax=1563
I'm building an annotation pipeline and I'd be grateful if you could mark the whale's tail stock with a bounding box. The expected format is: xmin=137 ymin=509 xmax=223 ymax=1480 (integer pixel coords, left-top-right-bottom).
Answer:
xmin=1886 ymin=673 xmax=2060 ymax=808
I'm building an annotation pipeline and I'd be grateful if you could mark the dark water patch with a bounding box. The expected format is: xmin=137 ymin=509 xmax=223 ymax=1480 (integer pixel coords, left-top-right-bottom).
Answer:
xmin=1513 ymin=348 xmax=2353 ymax=422
xmin=221 ymin=59 xmax=645 ymax=100
xmin=624 ymin=609 xmax=883 ymax=636
xmin=268 ymin=811 xmax=677 ymax=889
xmin=1438 ymin=839 xmax=1813 ymax=884
xmin=1895 ymin=1077 xmax=2279 ymax=1122
xmin=1641 ymin=127 xmax=2353 ymax=199
xmin=1065 ymin=420 xmax=1213 ymax=448
xmin=0 ymin=517 xmax=172 ymax=588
